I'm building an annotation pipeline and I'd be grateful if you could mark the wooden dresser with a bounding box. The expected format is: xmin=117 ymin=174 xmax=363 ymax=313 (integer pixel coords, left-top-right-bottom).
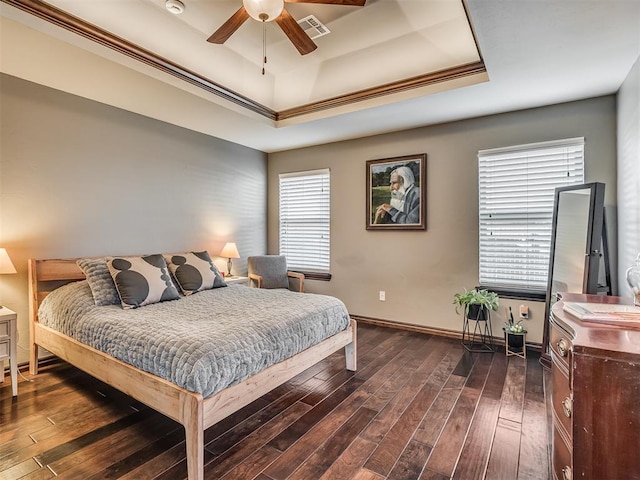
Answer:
xmin=550 ymin=294 xmax=640 ymax=480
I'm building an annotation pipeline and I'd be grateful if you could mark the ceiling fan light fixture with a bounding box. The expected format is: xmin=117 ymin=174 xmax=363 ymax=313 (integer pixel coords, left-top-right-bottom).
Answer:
xmin=243 ymin=0 xmax=284 ymax=22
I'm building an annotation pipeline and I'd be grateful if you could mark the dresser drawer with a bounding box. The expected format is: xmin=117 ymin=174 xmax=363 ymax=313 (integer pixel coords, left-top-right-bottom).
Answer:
xmin=553 ymin=427 xmax=572 ymax=480
xmin=0 ymin=320 xmax=9 ymax=339
xmin=552 ymin=361 xmax=573 ymax=441
xmin=0 ymin=339 xmax=9 ymax=359
xmin=550 ymin=322 xmax=572 ymax=371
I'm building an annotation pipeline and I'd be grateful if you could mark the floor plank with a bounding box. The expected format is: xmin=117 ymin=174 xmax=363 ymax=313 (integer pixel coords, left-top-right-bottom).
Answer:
xmin=424 ymin=353 xmax=494 ymax=477
xmin=451 ymin=353 xmax=508 ymax=480
xmin=498 ymin=358 xmax=527 ymax=424
xmin=219 ymin=445 xmax=281 ymax=480
xmin=517 ymin=355 xmax=549 ymax=480
xmin=318 ymin=437 xmax=378 ymax=480
xmin=412 ymin=347 xmax=468 ymax=446
xmin=84 ymin=428 xmax=184 ymax=480
xmin=288 ymin=407 xmax=377 ymax=479
xmin=387 ymin=439 xmax=432 ymax=480
xmin=364 ymin=350 xmax=460 ymax=476
xmin=203 ymin=401 xmax=313 ymax=479
xmin=485 ymin=417 xmax=522 ymax=480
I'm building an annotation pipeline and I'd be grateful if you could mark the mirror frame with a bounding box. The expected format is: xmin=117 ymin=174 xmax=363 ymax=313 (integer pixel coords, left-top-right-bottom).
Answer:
xmin=540 ymin=182 xmax=607 ymax=368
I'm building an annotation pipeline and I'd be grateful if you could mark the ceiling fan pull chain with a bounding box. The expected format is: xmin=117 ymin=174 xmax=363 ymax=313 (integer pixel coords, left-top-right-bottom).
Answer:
xmin=261 ymin=15 xmax=267 ymax=75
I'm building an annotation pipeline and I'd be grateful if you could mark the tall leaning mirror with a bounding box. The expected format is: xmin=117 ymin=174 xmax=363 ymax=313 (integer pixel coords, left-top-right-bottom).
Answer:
xmin=540 ymin=182 xmax=609 ymax=368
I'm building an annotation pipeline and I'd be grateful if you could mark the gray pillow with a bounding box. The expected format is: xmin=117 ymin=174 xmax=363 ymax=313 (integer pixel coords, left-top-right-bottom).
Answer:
xmin=107 ymin=254 xmax=180 ymax=309
xmin=164 ymin=251 xmax=226 ymax=295
xmin=76 ymin=257 xmax=120 ymax=306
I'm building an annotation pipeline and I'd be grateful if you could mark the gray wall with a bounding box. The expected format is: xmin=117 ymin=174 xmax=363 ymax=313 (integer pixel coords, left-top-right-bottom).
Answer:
xmin=0 ymin=70 xmax=621 ymax=363
xmin=617 ymin=55 xmax=640 ymax=297
xmin=268 ymin=96 xmax=618 ymax=343
xmin=0 ymin=74 xmax=267 ymax=363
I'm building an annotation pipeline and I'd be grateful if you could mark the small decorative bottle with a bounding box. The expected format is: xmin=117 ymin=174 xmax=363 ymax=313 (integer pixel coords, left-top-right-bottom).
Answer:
xmin=626 ymin=253 xmax=640 ymax=306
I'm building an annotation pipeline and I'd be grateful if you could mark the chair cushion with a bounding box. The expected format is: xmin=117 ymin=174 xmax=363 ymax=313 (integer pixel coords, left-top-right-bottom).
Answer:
xmin=247 ymin=255 xmax=289 ymax=289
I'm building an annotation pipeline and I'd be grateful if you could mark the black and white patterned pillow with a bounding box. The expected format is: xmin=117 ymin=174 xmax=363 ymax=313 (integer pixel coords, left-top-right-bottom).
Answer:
xmin=107 ymin=254 xmax=180 ymax=309
xmin=77 ymin=257 xmax=120 ymax=306
xmin=164 ymin=251 xmax=226 ymax=295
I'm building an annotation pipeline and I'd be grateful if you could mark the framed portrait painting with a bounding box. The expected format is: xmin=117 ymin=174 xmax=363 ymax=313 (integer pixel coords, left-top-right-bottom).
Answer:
xmin=366 ymin=154 xmax=427 ymax=230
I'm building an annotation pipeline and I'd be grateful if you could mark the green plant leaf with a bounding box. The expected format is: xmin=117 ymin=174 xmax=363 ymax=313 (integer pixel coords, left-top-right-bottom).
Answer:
xmin=452 ymin=288 xmax=499 ymax=315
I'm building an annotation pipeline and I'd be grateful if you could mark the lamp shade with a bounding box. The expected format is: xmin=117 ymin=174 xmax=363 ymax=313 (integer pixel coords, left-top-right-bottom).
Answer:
xmin=243 ymin=0 xmax=284 ymax=22
xmin=0 ymin=248 xmax=16 ymax=274
xmin=220 ymin=242 xmax=240 ymax=259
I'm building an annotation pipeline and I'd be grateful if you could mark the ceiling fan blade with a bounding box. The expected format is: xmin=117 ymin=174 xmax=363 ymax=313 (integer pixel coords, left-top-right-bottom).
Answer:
xmin=207 ymin=6 xmax=250 ymax=44
xmin=285 ymin=0 xmax=366 ymax=5
xmin=276 ymin=9 xmax=318 ymax=55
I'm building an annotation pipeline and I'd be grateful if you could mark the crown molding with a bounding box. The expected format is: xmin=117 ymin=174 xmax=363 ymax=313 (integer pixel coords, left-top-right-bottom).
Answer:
xmin=277 ymin=61 xmax=487 ymax=120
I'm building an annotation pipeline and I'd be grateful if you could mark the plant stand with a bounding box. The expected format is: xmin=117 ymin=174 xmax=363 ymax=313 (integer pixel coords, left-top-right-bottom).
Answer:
xmin=504 ymin=331 xmax=527 ymax=359
xmin=462 ymin=309 xmax=495 ymax=353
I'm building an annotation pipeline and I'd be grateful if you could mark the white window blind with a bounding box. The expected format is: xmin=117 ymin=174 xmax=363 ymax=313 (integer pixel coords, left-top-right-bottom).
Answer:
xmin=279 ymin=169 xmax=330 ymax=272
xmin=478 ymin=138 xmax=585 ymax=290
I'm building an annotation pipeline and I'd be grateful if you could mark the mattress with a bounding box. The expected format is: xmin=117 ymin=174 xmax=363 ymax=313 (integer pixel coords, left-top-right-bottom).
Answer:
xmin=37 ymin=281 xmax=350 ymax=398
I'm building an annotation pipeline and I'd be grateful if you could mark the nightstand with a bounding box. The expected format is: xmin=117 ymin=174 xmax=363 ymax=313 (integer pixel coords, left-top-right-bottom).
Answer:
xmin=225 ymin=276 xmax=249 ymax=286
xmin=0 ymin=306 xmax=18 ymax=397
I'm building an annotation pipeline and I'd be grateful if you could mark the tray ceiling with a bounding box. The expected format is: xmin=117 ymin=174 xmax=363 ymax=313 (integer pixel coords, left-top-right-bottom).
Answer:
xmin=1 ymin=0 xmax=486 ymax=120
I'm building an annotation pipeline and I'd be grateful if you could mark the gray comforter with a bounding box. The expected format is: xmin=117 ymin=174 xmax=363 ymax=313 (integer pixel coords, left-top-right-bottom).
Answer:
xmin=38 ymin=281 xmax=350 ymax=398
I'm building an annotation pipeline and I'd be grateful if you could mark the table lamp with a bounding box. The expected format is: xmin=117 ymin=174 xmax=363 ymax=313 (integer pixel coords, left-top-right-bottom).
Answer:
xmin=0 ymin=248 xmax=17 ymax=308
xmin=220 ymin=242 xmax=240 ymax=277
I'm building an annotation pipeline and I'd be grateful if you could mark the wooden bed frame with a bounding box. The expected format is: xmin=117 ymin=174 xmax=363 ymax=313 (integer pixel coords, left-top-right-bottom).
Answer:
xmin=28 ymin=258 xmax=357 ymax=480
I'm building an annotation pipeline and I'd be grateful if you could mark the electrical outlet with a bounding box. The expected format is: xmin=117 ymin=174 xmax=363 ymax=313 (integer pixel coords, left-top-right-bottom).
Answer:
xmin=379 ymin=291 xmax=386 ymax=301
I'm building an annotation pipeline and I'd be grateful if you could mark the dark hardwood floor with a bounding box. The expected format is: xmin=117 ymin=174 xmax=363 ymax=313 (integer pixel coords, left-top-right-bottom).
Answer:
xmin=0 ymin=325 xmax=551 ymax=480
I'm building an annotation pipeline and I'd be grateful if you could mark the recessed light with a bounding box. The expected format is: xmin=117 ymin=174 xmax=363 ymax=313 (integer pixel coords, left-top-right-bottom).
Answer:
xmin=165 ymin=0 xmax=185 ymax=15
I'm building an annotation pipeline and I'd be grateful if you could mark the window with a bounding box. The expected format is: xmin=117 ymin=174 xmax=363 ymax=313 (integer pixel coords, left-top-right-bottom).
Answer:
xmin=478 ymin=138 xmax=585 ymax=291
xmin=279 ymin=169 xmax=330 ymax=275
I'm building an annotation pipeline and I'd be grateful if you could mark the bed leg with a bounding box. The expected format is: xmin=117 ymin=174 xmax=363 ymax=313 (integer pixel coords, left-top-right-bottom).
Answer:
xmin=29 ymin=341 xmax=39 ymax=375
xmin=345 ymin=318 xmax=357 ymax=371
xmin=182 ymin=394 xmax=204 ymax=480
xmin=28 ymin=258 xmax=39 ymax=375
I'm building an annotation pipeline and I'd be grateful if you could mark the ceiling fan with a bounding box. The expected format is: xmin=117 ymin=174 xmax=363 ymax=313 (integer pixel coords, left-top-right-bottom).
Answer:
xmin=207 ymin=0 xmax=366 ymax=56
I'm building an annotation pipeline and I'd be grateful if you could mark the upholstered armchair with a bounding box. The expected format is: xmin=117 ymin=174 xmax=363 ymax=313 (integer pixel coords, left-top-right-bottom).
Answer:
xmin=247 ymin=255 xmax=305 ymax=293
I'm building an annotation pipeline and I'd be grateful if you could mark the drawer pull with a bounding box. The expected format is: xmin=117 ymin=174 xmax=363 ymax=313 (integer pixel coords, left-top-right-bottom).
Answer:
xmin=557 ymin=338 xmax=569 ymax=357
xmin=562 ymin=397 xmax=572 ymax=418
xmin=562 ymin=465 xmax=572 ymax=480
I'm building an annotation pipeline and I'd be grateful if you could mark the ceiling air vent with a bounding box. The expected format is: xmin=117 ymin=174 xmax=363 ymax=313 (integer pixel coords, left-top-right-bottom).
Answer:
xmin=297 ymin=15 xmax=331 ymax=40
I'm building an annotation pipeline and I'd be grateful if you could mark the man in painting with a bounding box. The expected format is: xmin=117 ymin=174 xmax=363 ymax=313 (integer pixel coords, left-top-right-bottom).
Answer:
xmin=374 ymin=166 xmax=420 ymax=224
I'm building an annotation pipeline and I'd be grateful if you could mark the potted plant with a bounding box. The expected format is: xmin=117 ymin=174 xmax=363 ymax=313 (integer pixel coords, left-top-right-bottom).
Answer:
xmin=503 ymin=306 xmax=527 ymax=350
xmin=453 ymin=288 xmax=499 ymax=321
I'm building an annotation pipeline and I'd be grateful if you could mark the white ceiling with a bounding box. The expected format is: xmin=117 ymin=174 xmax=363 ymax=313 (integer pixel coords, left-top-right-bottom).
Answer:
xmin=1 ymin=0 xmax=640 ymax=153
